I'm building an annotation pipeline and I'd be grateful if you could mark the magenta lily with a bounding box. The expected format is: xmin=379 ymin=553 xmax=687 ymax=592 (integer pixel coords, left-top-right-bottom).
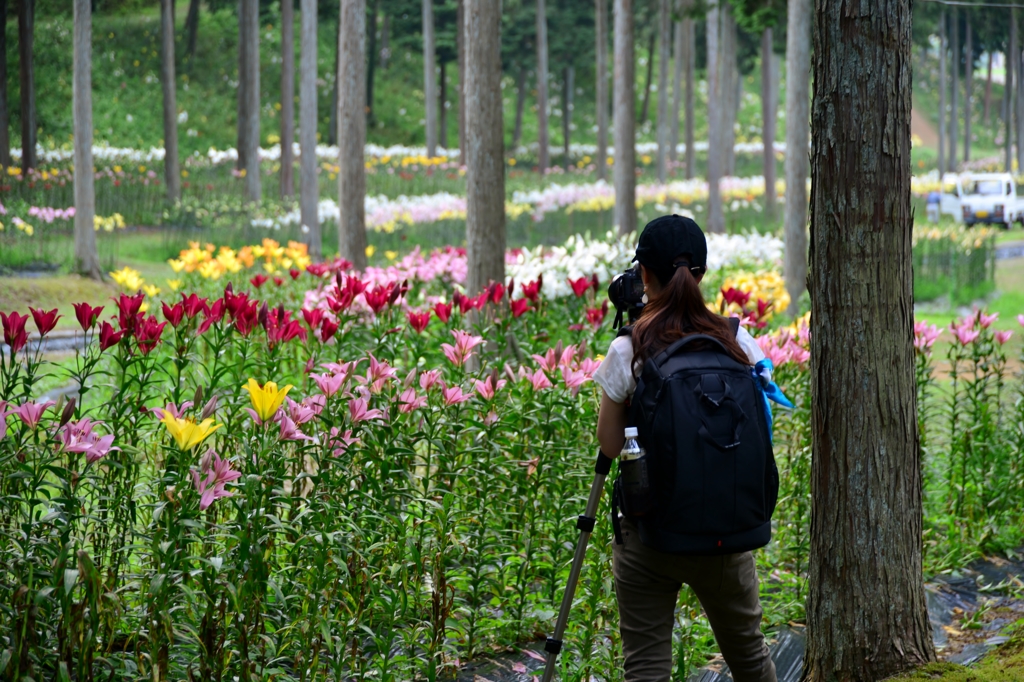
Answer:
xmin=60 ymin=418 xmax=120 ymax=464
xmin=12 ymin=400 xmax=55 ymax=429
xmin=190 ymin=450 xmax=241 ymax=511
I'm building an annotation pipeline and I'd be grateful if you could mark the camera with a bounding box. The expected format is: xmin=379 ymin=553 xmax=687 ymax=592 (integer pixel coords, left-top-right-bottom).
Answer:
xmin=608 ymin=265 xmax=646 ymax=329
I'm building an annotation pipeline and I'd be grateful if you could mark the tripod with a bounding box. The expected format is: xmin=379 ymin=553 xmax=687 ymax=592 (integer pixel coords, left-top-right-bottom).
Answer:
xmin=540 ymin=450 xmax=615 ymax=682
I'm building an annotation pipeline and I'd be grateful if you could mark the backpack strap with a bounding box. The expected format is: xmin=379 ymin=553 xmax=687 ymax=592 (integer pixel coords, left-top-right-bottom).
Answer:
xmin=728 ymin=315 xmax=740 ymax=336
xmin=616 ymin=324 xmax=633 ymax=338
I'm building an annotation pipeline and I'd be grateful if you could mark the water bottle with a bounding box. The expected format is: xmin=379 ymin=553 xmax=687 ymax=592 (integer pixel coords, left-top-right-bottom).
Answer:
xmin=619 ymin=427 xmax=653 ymax=516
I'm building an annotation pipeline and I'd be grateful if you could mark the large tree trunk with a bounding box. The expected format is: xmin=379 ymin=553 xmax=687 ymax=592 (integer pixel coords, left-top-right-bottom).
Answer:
xmin=805 ymin=0 xmax=936 ymax=674
xmin=280 ymin=0 xmax=295 ymax=198
xmin=683 ymin=14 xmax=694 ymax=179
xmin=328 ymin=18 xmax=340 ymax=145
xmin=464 ymin=0 xmax=505 ymax=296
xmin=655 ymin=0 xmax=670 ymax=182
xmin=562 ymin=66 xmax=573 ymax=171
xmin=760 ymin=28 xmax=777 ymax=221
xmin=1017 ymin=32 xmax=1024 ymax=173
xmin=366 ymin=0 xmax=378 ymax=123
xmin=184 ymin=0 xmax=200 ymax=64
xmin=614 ymin=0 xmax=635 ymax=235
xmin=1006 ymin=12 xmax=1015 ymax=174
xmin=783 ymin=0 xmax=810 ymax=307
xmin=938 ymin=9 xmax=945 ymax=176
xmin=0 ymin=0 xmax=12 ymax=168
xmin=512 ymin=64 xmax=526 ymax=149
xmin=983 ymin=50 xmax=992 ymax=124
xmin=457 ymin=0 xmax=465 ymax=161
xmin=705 ymin=3 xmax=724 ymax=233
xmin=536 ymin=0 xmax=549 ymax=173
xmin=337 ymin=0 xmax=367 ymax=270
xmin=237 ymin=0 xmax=249 ymax=171
xmin=161 ymin=0 xmax=181 ymax=202
xmin=439 ymin=60 xmax=448 ymax=150
xmin=963 ymin=18 xmax=971 ymax=163
xmin=18 ymin=0 xmax=35 ymax=172
xmin=595 ymin=0 xmax=609 ymax=181
xmin=422 ymin=0 xmax=437 ymax=157
xmin=949 ymin=6 xmax=958 ymax=171
xmin=300 ymin=0 xmax=320 ymax=259
xmin=670 ymin=14 xmax=682 ymax=165
xmin=73 ymin=0 xmax=100 ymax=280
xmin=639 ymin=29 xmax=655 ymax=124
xmin=721 ymin=6 xmax=737 ymax=176
xmin=242 ymin=0 xmax=261 ymax=201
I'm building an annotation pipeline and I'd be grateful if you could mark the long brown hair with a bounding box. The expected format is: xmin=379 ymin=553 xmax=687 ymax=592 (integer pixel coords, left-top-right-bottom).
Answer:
xmin=631 ymin=258 xmax=751 ymax=376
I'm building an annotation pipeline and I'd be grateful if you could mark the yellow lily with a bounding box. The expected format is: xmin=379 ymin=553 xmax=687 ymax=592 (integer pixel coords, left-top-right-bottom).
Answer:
xmin=161 ymin=414 xmax=221 ymax=450
xmin=242 ymin=378 xmax=293 ymax=422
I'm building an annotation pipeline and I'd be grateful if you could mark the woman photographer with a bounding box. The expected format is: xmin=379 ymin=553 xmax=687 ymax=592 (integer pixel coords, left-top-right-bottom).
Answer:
xmin=592 ymin=215 xmax=777 ymax=682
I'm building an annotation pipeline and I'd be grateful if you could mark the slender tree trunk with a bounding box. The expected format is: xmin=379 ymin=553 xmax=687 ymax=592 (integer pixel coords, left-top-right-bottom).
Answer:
xmin=783 ymin=0 xmax=810 ymax=307
xmin=366 ymin=0 xmax=377 ymax=123
xmin=983 ymin=50 xmax=992 ymax=124
xmin=280 ymin=0 xmax=295 ymax=198
xmin=536 ymin=0 xmax=549 ymax=173
xmin=595 ymin=0 xmax=609 ymax=181
xmin=949 ymin=6 xmax=958 ymax=171
xmin=73 ymin=0 xmax=100 ymax=279
xmin=655 ymin=0 xmax=670 ymax=181
xmin=683 ymin=14 xmax=694 ymax=178
xmin=243 ymin=0 xmax=261 ymax=200
xmin=938 ymin=9 xmax=945 ymax=175
xmin=761 ymin=28 xmax=777 ymax=220
xmin=1006 ymin=12 xmax=1015 ymax=173
xmin=18 ymin=0 xmax=35 ymax=172
xmin=963 ymin=18 xmax=971 ymax=163
xmin=464 ymin=0 xmax=505 ymax=295
xmin=512 ymin=64 xmax=526 ymax=149
xmin=237 ymin=0 xmax=249 ymax=170
xmin=0 ymin=0 xmax=12 ymax=168
xmin=721 ymin=6 xmax=738 ymax=176
xmin=614 ymin=0 xmax=636 ymax=235
xmin=439 ymin=60 xmax=448 ymax=150
xmin=457 ymin=0 xmax=465 ymax=161
xmin=1017 ymin=36 xmax=1024 ymax=173
xmin=380 ymin=12 xmax=389 ymax=68
xmin=422 ymin=0 xmax=437 ymax=157
xmin=338 ymin=0 xmax=367 ymax=269
xmin=805 ymin=0 xmax=936 ymax=673
xmin=161 ymin=0 xmax=181 ymax=202
xmin=639 ymin=29 xmax=655 ymax=124
xmin=706 ymin=3 xmax=724 ymax=233
xmin=184 ymin=0 xmax=200 ymax=64
xmin=328 ymin=18 xmax=340 ymax=145
xmin=670 ymin=10 xmax=682 ymax=165
xmin=562 ymin=66 xmax=573 ymax=171
xmin=300 ymin=0 xmax=319 ymax=259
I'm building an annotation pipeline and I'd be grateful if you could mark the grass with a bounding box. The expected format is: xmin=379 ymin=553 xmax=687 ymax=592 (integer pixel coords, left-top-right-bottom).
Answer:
xmin=0 ymin=274 xmax=116 ymax=330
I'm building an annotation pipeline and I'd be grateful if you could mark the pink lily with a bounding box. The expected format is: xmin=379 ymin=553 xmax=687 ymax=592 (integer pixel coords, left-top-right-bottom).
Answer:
xmin=531 ymin=348 xmax=560 ymax=374
xmin=978 ymin=311 xmax=999 ymax=329
xmin=1018 ymin=314 xmax=1024 ymax=327
xmin=558 ymin=344 xmax=578 ymax=368
xmin=995 ymin=330 xmax=1013 ymax=345
xmin=311 ymin=372 xmax=346 ymax=397
xmin=190 ymin=451 xmax=241 ymax=511
xmin=12 ymin=400 xmax=55 ymax=429
xmin=440 ymin=329 xmax=484 ymax=367
xmin=441 ymin=385 xmax=472 ymax=406
xmin=302 ymin=394 xmax=326 ymax=416
xmin=419 ymin=369 xmax=444 ymax=391
xmin=349 ymin=397 xmax=385 ymax=423
xmin=483 ymin=411 xmax=499 ymax=426
xmin=398 ymin=387 xmax=427 ymax=413
xmin=577 ymin=358 xmax=602 ymax=377
xmin=366 ymin=354 xmax=398 ymax=384
xmin=0 ymin=401 xmax=10 ymax=440
xmin=278 ymin=414 xmax=313 ymax=442
xmin=913 ymin=322 xmax=942 ymax=351
xmin=60 ymin=418 xmax=120 ymax=464
xmin=560 ymin=367 xmax=590 ymax=397
xmin=285 ymin=397 xmax=318 ymax=425
xmin=785 ymin=340 xmax=810 ymax=365
xmin=524 ymin=368 xmax=553 ymax=391
xmin=328 ymin=427 xmax=360 ymax=457
xmin=321 ymin=360 xmax=357 ymax=381
xmin=149 ymin=401 xmax=194 ymax=420
xmin=473 ymin=377 xmax=507 ymax=401
xmin=950 ymin=324 xmax=980 ymax=346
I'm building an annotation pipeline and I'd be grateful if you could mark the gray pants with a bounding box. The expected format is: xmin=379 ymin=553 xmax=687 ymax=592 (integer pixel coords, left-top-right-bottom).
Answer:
xmin=612 ymin=521 xmax=777 ymax=682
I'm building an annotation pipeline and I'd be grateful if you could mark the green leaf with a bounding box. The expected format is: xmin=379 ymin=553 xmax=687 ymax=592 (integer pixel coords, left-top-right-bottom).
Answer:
xmin=63 ymin=568 xmax=79 ymax=597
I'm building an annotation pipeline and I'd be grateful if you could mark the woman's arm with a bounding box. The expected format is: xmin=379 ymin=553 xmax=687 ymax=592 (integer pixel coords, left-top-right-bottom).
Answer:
xmin=596 ymin=391 xmax=629 ymax=458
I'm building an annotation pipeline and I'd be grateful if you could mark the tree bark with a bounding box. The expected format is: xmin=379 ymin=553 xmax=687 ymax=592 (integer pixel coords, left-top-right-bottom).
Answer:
xmin=328 ymin=18 xmax=340 ymax=145
xmin=614 ymin=0 xmax=636 ymax=235
xmin=760 ymin=28 xmax=777 ymax=221
xmin=184 ymin=0 xmax=200 ymax=64
xmin=655 ymin=0 xmax=670 ymax=182
xmin=237 ymin=0 xmax=249 ymax=171
xmin=805 ymin=0 xmax=936 ymax=674
xmin=721 ymin=6 xmax=737 ymax=176
xmin=512 ymin=64 xmax=526 ymax=149
xmin=595 ymin=0 xmax=609 ymax=181
xmin=18 ymin=0 xmax=35 ymax=172
xmin=243 ymin=0 xmax=261 ymax=200
xmin=983 ymin=50 xmax=992 ymax=124
xmin=671 ymin=15 xmax=682 ymax=165
xmin=0 ymin=0 xmax=12 ymax=168
xmin=280 ymin=0 xmax=295 ymax=198
xmin=536 ymin=0 xmax=549 ymax=173
xmin=705 ymin=2 xmax=724 ymax=233
xmin=683 ymin=14 xmax=694 ymax=179
xmin=338 ymin=0 xmax=367 ymax=270
xmin=161 ymin=0 xmax=181 ymax=203
xmin=457 ymin=0 xmax=465 ymax=161
xmin=422 ymin=0 xmax=437 ymax=157
xmin=938 ymin=9 xmax=945 ymax=176
xmin=464 ymin=0 xmax=505 ymax=296
xmin=300 ymin=0 xmax=320 ymax=259
xmin=949 ymin=6 xmax=958 ymax=171
xmin=562 ymin=66 xmax=573 ymax=171
xmin=1006 ymin=11 xmax=1015 ymax=174
xmin=380 ymin=12 xmax=390 ymax=68
xmin=1017 ymin=31 xmax=1024 ymax=173
xmin=783 ymin=0 xmax=810 ymax=307
xmin=639 ymin=29 xmax=655 ymax=124
xmin=73 ymin=0 xmax=100 ymax=280
xmin=439 ymin=60 xmax=448 ymax=150
xmin=963 ymin=18 xmax=971 ymax=163
xmin=366 ymin=0 xmax=377 ymax=123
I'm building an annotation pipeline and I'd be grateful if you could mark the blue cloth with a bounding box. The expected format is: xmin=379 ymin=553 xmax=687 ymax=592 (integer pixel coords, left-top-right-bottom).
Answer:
xmin=752 ymin=358 xmax=793 ymax=442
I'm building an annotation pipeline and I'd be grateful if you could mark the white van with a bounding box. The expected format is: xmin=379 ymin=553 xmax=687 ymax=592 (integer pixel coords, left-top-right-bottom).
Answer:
xmin=939 ymin=172 xmax=1023 ymax=229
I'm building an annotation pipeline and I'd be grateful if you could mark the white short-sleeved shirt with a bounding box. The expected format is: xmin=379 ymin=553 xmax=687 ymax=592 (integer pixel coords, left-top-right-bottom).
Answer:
xmin=592 ymin=325 xmax=765 ymax=404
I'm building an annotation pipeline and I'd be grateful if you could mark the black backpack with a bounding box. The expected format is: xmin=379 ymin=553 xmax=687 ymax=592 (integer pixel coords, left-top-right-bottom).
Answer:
xmin=613 ymin=318 xmax=779 ymax=556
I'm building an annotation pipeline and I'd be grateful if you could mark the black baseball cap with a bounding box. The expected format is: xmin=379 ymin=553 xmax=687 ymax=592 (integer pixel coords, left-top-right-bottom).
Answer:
xmin=631 ymin=214 xmax=708 ymax=285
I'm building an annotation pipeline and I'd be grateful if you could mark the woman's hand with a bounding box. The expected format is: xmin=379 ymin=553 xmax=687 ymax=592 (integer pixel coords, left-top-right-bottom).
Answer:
xmin=596 ymin=391 xmax=629 ymax=458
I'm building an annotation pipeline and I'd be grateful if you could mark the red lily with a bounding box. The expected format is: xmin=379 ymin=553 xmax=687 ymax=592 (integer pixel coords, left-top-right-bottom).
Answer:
xmin=363 ymin=284 xmax=392 ymax=314
xmin=180 ymin=293 xmax=209 ymax=319
xmin=116 ymin=293 xmax=145 ymax=332
xmin=452 ymin=292 xmax=474 ymax=315
xmin=135 ymin=316 xmax=167 ymax=354
xmin=585 ymin=301 xmax=609 ymax=328
xmin=721 ymin=287 xmax=751 ymax=309
xmin=250 ymin=274 xmax=268 ymax=289
xmin=302 ymin=308 xmax=324 ymax=330
xmin=591 ymin=273 xmax=600 ymax=292
xmin=568 ymin=277 xmax=591 ymax=298
xmin=407 ymin=311 xmax=430 ymax=334
xmin=29 ymin=307 xmax=61 ymax=336
xmin=98 ymin=321 xmax=124 ymax=351
xmin=511 ymin=298 xmax=531 ymax=318
xmin=320 ymin=319 xmax=339 ymax=342
xmin=197 ymin=299 xmax=225 ymax=335
xmin=487 ymin=282 xmax=505 ymax=304
xmin=233 ymin=302 xmax=260 ymax=336
xmin=1 ymin=311 xmax=29 ymax=353
xmin=520 ymin=276 xmax=543 ymax=302
xmin=162 ymin=302 xmax=185 ymax=328
xmin=72 ymin=302 xmax=104 ymax=331
xmin=432 ymin=301 xmax=453 ymax=323
xmin=273 ymin=276 xmax=285 ymax=287
xmin=289 ymin=268 xmax=301 ymax=280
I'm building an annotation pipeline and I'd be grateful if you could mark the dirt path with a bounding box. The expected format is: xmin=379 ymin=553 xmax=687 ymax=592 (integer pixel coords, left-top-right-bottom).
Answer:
xmin=912 ymin=99 xmax=939 ymax=149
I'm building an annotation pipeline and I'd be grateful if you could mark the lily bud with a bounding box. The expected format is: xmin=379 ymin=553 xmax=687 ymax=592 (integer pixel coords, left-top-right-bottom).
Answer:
xmin=59 ymin=398 xmax=77 ymax=428
xmin=193 ymin=385 xmax=204 ymax=409
xmin=200 ymin=396 xmax=218 ymax=421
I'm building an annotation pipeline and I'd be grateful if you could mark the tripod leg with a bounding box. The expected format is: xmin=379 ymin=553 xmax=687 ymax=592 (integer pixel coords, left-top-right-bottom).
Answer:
xmin=540 ymin=450 xmax=615 ymax=682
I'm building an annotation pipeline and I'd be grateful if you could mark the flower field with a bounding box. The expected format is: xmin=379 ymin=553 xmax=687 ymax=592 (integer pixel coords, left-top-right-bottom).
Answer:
xmin=2 ymin=235 xmax=1023 ymax=680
